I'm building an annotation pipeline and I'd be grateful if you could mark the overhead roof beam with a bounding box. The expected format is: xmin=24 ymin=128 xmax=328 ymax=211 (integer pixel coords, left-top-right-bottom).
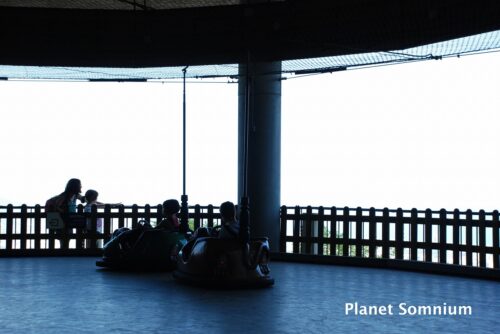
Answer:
xmin=1 ymin=0 xmax=499 ymax=67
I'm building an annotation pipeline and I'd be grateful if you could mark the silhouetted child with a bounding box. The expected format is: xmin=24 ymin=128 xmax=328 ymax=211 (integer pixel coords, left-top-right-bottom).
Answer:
xmin=156 ymin=199 xmax=181 ymax=231
xmin=218 ymin=201 xmax=240 ymax=239
xmin=84 ymin=189 xmax=104 ymax=247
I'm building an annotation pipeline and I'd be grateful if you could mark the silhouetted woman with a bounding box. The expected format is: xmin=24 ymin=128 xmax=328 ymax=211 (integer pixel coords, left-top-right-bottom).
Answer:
xmin=46 ymin=178 xmax=85 ymax=213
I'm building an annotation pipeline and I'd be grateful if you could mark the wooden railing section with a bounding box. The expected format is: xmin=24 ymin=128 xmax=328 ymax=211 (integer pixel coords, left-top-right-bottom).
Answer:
xmin=2 ymin=203 xmax=499 ymax=277
xmin=280 ymin=206 xmax=500 ymax=270
xmin=0 ymin=204 xmax=221 ymax=255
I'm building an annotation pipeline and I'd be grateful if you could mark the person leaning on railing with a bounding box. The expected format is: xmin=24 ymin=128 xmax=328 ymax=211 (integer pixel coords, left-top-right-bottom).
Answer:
xmin=44 ymin=178 xmax=86 ymax=248
xmin=45 ymin=178 xmax=86 ymax=214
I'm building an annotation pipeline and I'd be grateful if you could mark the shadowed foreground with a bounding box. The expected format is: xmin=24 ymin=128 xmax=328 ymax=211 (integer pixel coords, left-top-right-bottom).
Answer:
xmin=0 ymin=258 xmax=498 ymax=333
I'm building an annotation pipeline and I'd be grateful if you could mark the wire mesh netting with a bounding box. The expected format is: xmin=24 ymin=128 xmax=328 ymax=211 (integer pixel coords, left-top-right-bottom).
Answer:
xmin=0 ymin=0 xmax=246 ymax=10
xmin=1 ymin=29 xmax=499 ymax=80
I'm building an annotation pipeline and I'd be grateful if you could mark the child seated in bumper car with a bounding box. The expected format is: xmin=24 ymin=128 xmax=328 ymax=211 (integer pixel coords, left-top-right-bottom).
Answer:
xmin=217 ymin=201 xmax=240 ymax=239
xmin=191 ymin=201 xmax=240 ymax=239
xmin=156 ymin=199 xmax=181 ymax=231
xmin=110 ymin=199 xmax=181 ymax=248
xmin=97 ymin=199 xmax=187 ymax=270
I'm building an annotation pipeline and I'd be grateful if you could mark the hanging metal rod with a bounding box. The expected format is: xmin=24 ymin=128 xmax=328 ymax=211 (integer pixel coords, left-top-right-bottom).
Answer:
xmin=182 ymin=66 xmax=188 ymax=196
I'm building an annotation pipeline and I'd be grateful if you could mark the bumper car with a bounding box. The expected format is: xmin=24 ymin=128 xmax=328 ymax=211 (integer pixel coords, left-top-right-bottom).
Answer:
xmin=96 ymin=223 xmax=187 ymax=271
xmin=173 ymin=227 xmax=274 ymax=288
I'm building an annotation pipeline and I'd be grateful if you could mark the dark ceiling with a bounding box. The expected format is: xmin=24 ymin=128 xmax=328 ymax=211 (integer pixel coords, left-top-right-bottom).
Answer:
xmin=1 ymin=0 xmax=499 ymax=68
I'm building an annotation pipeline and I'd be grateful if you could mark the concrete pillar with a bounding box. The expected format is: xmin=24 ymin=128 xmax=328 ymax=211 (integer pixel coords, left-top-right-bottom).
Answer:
xmin=238 ymin=61 xmax=281 ymax=252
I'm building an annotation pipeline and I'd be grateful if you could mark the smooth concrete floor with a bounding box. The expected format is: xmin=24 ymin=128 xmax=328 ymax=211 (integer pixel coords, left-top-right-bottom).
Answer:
xmin=0 ymin=257 xmax=498 ymax=334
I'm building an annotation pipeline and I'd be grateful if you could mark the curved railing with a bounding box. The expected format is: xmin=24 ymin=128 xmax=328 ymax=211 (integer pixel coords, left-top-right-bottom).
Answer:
xmin=279 ymin=205 xmax=500 ymax=279
xmin=1 ymin=203 xmax=499 ymax=279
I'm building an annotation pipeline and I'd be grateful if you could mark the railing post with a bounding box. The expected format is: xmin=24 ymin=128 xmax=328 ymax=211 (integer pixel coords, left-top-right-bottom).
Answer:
xmin=20 ymin=204 xmax=28 ymax=251
xmin=207 ymin=205 xmax=214 ymax=228
xmin=187 ymin=202 xmax=193 ymax=231
xmin=317 ymin=206 xmax=325 ymax=256
xmin=75 ymin=204 xmax=85 ymax=250
xmin=89 ymin=204 xmax=98 ymax=250
xmin=131 ymin=204 xmax=139 ymax=229
xmin=6 ymin=204 xmax=13 ymax=251
xmin=410 ymin=208 xmax=418 ymax=261
xmin=342 ymin=207 xmax=350 ymax=257
xmin=453 ymin=209 xmax=460 ymax=265
xmin=424 ymin=209 xmax=432 ymax=262
xmin=156 ymin=204 xmax=163 ymax=226
xmin=493 ymin=210 xmax=499 ymax=269
xmin=465 ymin=209 xmax=473 ymax=266
xmin=439 ymin=209 xmax=447 ymax=264
xmin=330 ymin=206 xmax=337 ymax=256
xmin=194 ymin=205 xmax=201 ymax=230
xmin=382 ymin=208 xmax=389 ymax=259
xmin=293 ymin=206 xmax=300 ymax=254
xmin=305 ymin=206 xmax=312 ymax=254
xmin=60 ymin=227 xmax=69 ymax=251
xmin=355 ymin=207 xmax=362 ymax=257
xmin=369 ymin=207 xmax=376 ymax=258
xmin=478 ymin=210 xmax=486 ymax=268
xmin=104 ymin=204 xmax=112 ymax=240
xmin=280 ymin=206 xmax=287 ymax=253
xmin=144 ymin=204 xmax=151 ymax=226
xmin=47 ymin=211 xmax=55 ymax=250
xmin=34 ymin=204 xmax=41 ymax=250
xmin=395 ymin=208 xmax=403 ymax=260
xmin=118 ymin=204 xmax=125 ymax=229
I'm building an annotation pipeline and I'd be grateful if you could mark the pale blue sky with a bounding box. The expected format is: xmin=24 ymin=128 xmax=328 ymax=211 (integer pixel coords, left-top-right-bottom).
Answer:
xmin=1 ymin=52 xmax=499 ymax=211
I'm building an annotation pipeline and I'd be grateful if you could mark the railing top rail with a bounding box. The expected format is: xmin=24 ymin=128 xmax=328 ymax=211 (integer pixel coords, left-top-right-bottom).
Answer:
xmin=0 ymin=204 xmax=220 ymax=210
xmin=282 ymin=205 xmax=499 ymax=216
xmin=1 ymin=204 xmax=499 ymax=216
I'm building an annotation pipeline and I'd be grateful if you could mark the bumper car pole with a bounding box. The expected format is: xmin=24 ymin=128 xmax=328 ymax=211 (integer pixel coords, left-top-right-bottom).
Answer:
xmin=180 ymin=66 xmax=189 ymax=233
xmin=239 ymin=52 xmax=251 ymax=245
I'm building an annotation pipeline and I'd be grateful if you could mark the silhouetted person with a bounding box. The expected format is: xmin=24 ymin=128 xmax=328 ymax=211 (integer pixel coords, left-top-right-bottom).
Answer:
xmin=84 ymin=189 xmax=104 ymax=247
xmin=83 ymin=189 xmax=120 ymax=233
xmin=108 ymin=199 xmax=181 ymax=252
xmin=218 ymin=201 xmax=240 ymax=239
xmin=156 ymin=199 xmax=181 ymax=231
xmin=45 ymin=178 xmax=86 ymax=248
xmin=46 ymin=178 xmax=85 ymax=214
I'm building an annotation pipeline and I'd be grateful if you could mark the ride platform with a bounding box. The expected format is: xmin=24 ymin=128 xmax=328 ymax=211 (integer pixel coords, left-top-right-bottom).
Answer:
xmin=0 ymin=257 xmax=497 ymax=333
